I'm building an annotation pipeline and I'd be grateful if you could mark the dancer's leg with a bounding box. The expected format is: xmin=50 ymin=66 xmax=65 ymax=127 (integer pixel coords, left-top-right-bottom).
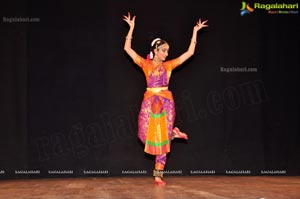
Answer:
xmin=153 ymin=154 xmax=167 ymax=185
xmin=138 ymin=99 xmax=151 ymax=144
xmin=155 ymin=154 xmax=166 ymax=170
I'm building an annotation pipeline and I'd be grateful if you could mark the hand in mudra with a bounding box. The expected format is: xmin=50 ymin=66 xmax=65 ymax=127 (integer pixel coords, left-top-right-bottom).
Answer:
xmin=123 ymin=12 xmax=136 ymax=28
xmin=194 ymin=18 xmax=208 ymax=32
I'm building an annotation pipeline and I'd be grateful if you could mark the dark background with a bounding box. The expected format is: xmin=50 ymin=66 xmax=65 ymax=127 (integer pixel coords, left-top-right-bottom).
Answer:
xmin=0 ymin=0 xmax=299 ymax=179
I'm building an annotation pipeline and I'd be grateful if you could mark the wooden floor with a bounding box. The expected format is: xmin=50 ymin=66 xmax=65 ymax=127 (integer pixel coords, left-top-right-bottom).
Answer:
xmin=0 ymin=176 xmax=300 ymax=199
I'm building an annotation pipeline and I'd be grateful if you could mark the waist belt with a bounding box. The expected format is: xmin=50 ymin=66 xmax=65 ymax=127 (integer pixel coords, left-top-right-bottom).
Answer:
xmin=146 ymin=87 xmax=168 ymax=93
xmin=144 ymin=87 xmax=173 ymax=102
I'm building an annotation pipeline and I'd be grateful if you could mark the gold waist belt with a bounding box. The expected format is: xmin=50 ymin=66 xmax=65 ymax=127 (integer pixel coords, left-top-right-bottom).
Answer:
xmin=146 ymin=87 xmax=168 ymax=93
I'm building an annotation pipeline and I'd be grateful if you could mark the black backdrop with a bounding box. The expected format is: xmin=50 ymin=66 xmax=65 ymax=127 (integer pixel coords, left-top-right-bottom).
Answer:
xmin=1 ymin=0 xmax=299 ymax=179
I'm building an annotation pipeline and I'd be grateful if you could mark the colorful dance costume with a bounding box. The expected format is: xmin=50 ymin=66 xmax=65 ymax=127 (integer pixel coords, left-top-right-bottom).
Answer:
xmin=134 ymin=54 xmax=184 ymax=171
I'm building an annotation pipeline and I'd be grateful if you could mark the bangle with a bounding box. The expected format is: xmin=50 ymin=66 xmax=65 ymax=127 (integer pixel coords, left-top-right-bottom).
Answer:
xmin=126 ymin=36 xmax=132 ymax=40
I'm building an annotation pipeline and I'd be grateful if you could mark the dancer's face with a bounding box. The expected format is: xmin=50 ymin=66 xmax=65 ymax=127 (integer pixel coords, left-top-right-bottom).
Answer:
xmin=155 ymin=44 xmax=169 ymax=61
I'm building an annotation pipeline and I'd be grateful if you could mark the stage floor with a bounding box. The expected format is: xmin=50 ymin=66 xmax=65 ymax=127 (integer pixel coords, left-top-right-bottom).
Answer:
xmin=0 ymin=176 xmax=299 ymax=199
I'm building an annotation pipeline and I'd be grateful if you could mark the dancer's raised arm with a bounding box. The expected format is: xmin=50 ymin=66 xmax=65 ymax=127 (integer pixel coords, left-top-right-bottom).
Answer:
xmin=177 ymin=18 xmax=208 ymax=65
xmin=123 ymin=12 xmax=139 ymax=60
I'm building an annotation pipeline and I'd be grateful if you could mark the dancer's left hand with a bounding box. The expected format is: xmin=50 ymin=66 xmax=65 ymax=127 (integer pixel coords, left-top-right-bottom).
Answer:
xmin=194 ymin=18 xmax=208 ymax=32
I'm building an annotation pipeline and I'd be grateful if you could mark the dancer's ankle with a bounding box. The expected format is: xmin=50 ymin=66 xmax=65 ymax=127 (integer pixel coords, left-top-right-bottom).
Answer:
xmin=153 ymin=169 xmax=166 ymax=185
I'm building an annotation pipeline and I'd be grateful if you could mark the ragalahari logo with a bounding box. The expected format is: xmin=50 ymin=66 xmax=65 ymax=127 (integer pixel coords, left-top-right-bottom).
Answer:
xmin=240 ymin=2 xmax=254 ymax=16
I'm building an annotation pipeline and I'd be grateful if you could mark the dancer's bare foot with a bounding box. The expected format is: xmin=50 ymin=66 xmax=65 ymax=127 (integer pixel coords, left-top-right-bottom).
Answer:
xmin=172 ymin=127 xmax=188 ymax=140
xmin=154 ymin=177 xmax=166 ymax=185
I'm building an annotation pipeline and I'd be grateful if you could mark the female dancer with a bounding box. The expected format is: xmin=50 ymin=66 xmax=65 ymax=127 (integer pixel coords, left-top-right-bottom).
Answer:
xmin=123 ymin=12 xmax=208 ymax=185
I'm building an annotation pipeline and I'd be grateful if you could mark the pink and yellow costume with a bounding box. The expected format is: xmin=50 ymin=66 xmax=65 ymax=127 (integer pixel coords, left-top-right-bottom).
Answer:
xmin=134 ymin=54 xmax=181 ymax=170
